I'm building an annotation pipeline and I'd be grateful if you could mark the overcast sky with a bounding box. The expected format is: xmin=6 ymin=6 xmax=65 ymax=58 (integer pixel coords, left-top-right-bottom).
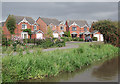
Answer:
xmin=1 ymin=2 xmax=118 ymax=25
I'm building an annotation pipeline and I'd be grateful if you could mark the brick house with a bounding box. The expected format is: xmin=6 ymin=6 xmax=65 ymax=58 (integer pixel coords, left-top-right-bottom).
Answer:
xmin=2 ymin=15 xmax=44 ymax=39
xmin=65 ymin=20 xmax=90 ymax=40
xmin=36 ymin=17 xmax=66 ymax=38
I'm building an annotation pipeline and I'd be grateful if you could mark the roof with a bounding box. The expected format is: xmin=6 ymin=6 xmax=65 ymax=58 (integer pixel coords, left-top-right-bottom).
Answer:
xmin=91 ymin=30 xmax=98 ymax=34
xmin=0 ymin=22 xmax=5 ymax=27
xmin=40 ymin=17 xmax=61 ymax=26
xmin=11 ymin=15 xmax=35 ymax=24
xmin=83 ymin=31 xmax=91 ymax=35
xmin=53 ymin=30 xmax=59 ymax=33
xmin=79 ymin=32 xmax=83 ymax=34
xmin=71 ymin=32 xmax=77 ymax=34
xmin=67 ymin=20 xmax=89 ymax=27
xmin=32 ymin=30 xmax=44 ymax=34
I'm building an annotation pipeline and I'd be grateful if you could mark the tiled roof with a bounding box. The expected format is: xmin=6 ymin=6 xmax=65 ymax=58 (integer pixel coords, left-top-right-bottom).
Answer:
xmin=67 ymin=20 xmax=89 ymax=27
xmin=91 ymin=30 xmax=98 ymax=34
xmin=40 ymin=17 xmax=61 ymax=26
xmin=12 ymin=15 xmax=35 ymax=24
xmin=83 ymin=31 xmax=91 ymax=34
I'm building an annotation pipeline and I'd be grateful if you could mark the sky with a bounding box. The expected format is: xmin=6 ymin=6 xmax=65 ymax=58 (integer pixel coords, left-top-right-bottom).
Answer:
xmin=1 ymin=1 xmax=119 ymax=25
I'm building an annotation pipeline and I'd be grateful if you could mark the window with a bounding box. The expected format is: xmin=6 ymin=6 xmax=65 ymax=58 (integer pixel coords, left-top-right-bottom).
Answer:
xmin=60 ymin=26 xmax=64 ymax=30
xmin=21 ymin=32 xmax=28 ymax=39
xmin=72 ymin=27 xmax=76 ymax=31
xmin=34 ymin=25 xmax=37 ymax=30
xmin=84 ymin=26 xmax=87 ymax=31
xmin=22 ymin=24 xmax=27 ymax=29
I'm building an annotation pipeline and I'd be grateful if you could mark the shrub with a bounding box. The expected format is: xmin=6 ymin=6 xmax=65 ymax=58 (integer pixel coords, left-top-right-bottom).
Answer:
xmin=2 ymin=38 xmax=11 ymax=46
xmin=26 ymin=39 xmax=35 ymax=43
xmin=55 ymin=40 xmax=65 ymax=47
xmin=79 ymin=39 xmax=84 ymax=41
xmin=92 ymin=37 xmax=97 ymax=41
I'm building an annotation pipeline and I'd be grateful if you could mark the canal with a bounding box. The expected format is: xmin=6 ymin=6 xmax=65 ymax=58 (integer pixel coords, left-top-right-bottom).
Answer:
xmin=25 ymin=56 xmax=119 ymax=82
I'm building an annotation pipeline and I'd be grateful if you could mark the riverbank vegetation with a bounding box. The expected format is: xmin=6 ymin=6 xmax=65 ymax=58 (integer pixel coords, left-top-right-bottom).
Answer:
xmin=2 ymin=42 xmax=119 ymax=82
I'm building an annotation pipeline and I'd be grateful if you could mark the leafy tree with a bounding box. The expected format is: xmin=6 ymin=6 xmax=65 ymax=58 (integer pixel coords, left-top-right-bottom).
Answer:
xmin=23 ymin=29 xmax=32 ymax=39
xmin=45 ymin=26 xmax=53 ymax=38
xmin=64 ymin=31 xmax=71 ymax=37
xmin=6 ymin=15 xmax=16 ymax=34
xmin=92 ymin=20 xmax=119 ymax=47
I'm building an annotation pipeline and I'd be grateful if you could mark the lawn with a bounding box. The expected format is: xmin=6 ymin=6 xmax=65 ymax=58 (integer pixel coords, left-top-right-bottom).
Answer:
xmin=2 ymin=42 xmax=119 ymax=82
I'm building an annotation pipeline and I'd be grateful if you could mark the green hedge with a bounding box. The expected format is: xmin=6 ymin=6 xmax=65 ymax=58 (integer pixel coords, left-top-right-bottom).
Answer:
xmin=92 ymin=37 xmax=97 ymax=41
xmin=61 ymin=37 xmax=83 ymax=42
xmin=36 ymin=38 xmax=65 ymax=48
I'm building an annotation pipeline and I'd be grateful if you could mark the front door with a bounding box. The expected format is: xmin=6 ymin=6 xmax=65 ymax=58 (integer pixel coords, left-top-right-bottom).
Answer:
xmin=72 ymin=34 xmax=77 ymax=38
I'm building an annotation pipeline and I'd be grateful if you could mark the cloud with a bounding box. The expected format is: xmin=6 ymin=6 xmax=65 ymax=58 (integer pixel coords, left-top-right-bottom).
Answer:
xmin=2 ymin=2 xmax=118 ymax=25
xmin=2 ymin=0 xmax=120 ymax=2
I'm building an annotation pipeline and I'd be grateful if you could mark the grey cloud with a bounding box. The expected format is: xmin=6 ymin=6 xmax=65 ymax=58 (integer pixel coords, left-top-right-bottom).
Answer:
xmin=2 ymin=2 xmax=118 ymax=25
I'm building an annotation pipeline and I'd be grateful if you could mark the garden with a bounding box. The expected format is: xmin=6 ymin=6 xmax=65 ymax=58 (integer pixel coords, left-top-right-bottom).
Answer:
xmin=2 ymin=35 xmax=65 ymax=56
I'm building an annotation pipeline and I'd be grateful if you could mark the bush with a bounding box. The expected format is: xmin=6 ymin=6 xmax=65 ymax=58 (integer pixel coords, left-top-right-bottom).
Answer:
xmin=55 ymin=40 xmax=65 ymax=47
xmin=27 ymin=39 xmax=35 ymax=43
xmin=92 ymin=37 xmax=97 ymax=41
xmin=36 ymin=38 xmax=65 ymax=48
xmin=79 ymin=39 xmax=84 ymax=41
xmin=2 ymin=38 xmax=11 ymax=46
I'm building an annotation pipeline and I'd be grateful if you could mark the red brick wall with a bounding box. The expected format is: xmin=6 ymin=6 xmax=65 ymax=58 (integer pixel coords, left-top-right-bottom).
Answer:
xmin=36 ymin=17 xmax=47 ymax=35
xmin=69 ymin=25 xmax=80 ymax=37
xmin=2 ymin=21 xmax=35 ymax=39
xmin=57 ymin=24 xmax=66 ymax=33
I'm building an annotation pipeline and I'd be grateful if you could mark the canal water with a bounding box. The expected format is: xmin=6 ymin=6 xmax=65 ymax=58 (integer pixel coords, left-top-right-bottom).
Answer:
xmin=26 ymin=56 xmax=119 ymax=82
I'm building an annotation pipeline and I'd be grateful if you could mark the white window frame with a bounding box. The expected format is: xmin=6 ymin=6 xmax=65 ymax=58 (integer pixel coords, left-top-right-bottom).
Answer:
xmin=21 ymin=32 xmax=28 ymax=39
xmin=72 ymin=27 xmax=77 ymax=31
xmin=34 ymin=25 xmax=37 ymax=30
xmin=22 ymin=24 xmax=27 ymax=29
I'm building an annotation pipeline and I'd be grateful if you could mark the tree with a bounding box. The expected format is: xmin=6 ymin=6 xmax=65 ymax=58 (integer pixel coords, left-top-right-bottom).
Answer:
xmin=64 ymin=31 xmax=71 ymax=37
xmin=6 ymin=15 xmax=16 ymax=34
xmin=23 ymin=29 xmax=32 ymax=39
xmin=92 ymin=20 xmax=119 ymax=47
xmin=45 ymin=26 xmax=53 ymax=38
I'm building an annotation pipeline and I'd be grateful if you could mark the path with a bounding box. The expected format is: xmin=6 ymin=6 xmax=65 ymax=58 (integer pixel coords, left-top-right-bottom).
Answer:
xmin=43 ymin=41 xmax=79 ymax=52
xmin=2 ymin=41 xmax=98 ymax=57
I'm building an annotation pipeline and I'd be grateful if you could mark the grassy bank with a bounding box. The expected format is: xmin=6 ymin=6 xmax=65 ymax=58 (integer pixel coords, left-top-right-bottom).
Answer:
xmin=2 ymin=43 xmax=119 ymax=82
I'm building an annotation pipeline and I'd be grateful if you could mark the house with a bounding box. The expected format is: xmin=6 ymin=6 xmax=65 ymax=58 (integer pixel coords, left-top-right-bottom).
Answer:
xmin=36 ymin=17 xmax=66 ymax=38
xmin=65 ymin=20 xmax=90 ymax=40
xmin=91 ymin=30 xmax=104 ymax=41
xmin=2 ymin=15 xmax=44 ymax=39
xmin=57 ymin=21 xmax=66 ymax=37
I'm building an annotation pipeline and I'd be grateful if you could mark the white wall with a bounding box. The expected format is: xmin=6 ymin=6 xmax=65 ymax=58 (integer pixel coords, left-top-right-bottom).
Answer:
xmin=53 ymin=33 xmax=59 ymax=38
xmin=36 ymin=33 xmax=43 ymax=39
xmin=93 ymin=34 xmax=104 ymax=41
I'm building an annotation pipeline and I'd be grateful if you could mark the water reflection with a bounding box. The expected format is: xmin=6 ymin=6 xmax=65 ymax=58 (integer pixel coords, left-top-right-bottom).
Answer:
xmin=92 ymin=57 xmax=118 ymax=81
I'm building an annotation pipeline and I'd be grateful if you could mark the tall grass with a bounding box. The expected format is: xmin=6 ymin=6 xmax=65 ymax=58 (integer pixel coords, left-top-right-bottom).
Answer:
xmin=2 ymin=43 xmax=118 ymax=82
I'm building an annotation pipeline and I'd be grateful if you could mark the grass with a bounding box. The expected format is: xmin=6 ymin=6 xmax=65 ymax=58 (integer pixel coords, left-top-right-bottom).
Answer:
xmin=2 ymin=42 xmax=119 ymax=82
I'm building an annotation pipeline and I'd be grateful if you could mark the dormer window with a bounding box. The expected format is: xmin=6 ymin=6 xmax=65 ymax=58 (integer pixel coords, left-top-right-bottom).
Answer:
xmin=72 ymin=27 xmax=76 ymax=31
xmin=60 ymin=26 xmax=64 ymax=30
xmin=34 ymin=25 xmax=37 ymax=30
xmin=22 ymin=24 xmax=27 ymax=29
